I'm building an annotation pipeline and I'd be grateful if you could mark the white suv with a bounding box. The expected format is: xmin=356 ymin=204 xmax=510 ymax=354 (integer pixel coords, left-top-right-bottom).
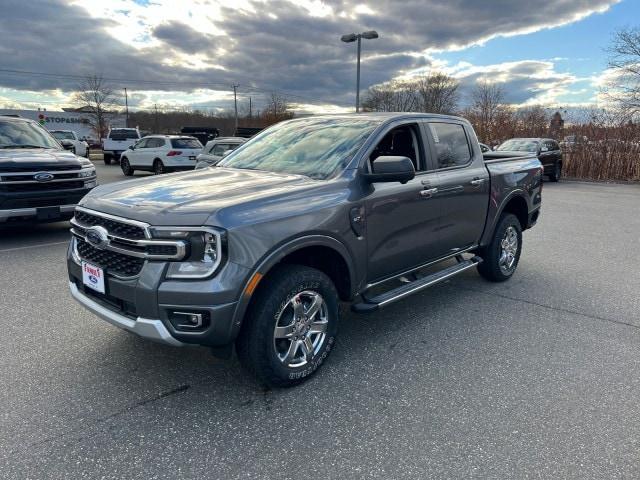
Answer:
xmin=119 ymin=135 xmax=203 ymax=175
xmin=50 ymin=130 xmax=89 ymax=157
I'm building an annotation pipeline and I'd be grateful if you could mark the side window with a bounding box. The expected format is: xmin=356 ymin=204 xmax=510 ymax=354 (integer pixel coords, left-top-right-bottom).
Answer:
xmin=147 ymin=138 xmax=164 ymax=148
xmin=428 ymin=122 xmax=471 ymax=169
xmin=212 ymin=143 xmax=229 ymax=156
xmin=369 ymin=124 xmax=421 ymax=171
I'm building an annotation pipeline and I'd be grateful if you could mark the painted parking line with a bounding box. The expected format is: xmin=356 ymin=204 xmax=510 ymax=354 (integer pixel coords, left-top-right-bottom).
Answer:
xmin=0 ymin=240 xmax=69 ymax=253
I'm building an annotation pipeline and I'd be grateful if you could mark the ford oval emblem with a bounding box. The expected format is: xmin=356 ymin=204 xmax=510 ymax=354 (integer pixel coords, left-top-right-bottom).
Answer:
xmin=34 ymin=172 xmax=54 ymax=182
xmin=85 ymin=226 xmax=110 ymax=250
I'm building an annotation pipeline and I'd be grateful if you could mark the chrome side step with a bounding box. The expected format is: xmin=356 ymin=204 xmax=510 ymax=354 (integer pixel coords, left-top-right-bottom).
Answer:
xmin=352 ymin=256 xmax=482 ymax=313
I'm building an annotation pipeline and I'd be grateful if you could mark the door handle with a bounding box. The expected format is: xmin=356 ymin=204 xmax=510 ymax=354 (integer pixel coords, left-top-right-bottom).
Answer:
xmin=470 ymin=178 xmax=486 ymax=186
xmin=420 ymin=188 xmax=438 ymax=198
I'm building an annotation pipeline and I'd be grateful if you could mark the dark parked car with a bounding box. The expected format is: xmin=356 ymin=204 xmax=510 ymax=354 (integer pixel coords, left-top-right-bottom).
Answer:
xmin=0 ymin=116 xmax=97 ymax=225
xmin=67 ymin=113 xmax=542 ymax=387
xmin=496 ymin=138 xmax=563 ymax=181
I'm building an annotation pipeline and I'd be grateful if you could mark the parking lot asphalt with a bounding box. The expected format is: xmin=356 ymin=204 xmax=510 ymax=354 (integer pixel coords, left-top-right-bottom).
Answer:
xmin=1 ymin=162 xmax=639 ymax=479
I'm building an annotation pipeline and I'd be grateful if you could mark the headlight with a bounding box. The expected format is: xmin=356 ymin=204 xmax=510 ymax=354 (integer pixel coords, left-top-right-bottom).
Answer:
xmin=150 ymin=227 xmax=225 ymax=279
xmin=78 ymin=168 xmax=96 ymax=178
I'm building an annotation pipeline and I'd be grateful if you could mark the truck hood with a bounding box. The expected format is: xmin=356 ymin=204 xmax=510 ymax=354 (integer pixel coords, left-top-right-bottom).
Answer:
xmin=0 ymin=148 xmax=87 ymax=170
xmin=81 ymin=167 xmax=325 ymax=226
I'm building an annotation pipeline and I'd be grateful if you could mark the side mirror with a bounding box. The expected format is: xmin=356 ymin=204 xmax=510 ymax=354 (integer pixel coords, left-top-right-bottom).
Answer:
xmin=363 ymin=156 xmax=415 ymax=184
xmin=128 ymin=145 xmax=134 ymax=150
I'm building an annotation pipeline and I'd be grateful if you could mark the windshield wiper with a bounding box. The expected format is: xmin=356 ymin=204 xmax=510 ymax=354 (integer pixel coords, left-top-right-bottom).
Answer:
xmin=0 ymin=145 xmax=51 ymax=149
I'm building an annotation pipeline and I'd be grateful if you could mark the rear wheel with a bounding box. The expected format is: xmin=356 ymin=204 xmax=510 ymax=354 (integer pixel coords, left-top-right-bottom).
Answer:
xmin=548 ymin=162 xmax=562 ymax=182
xmin=120 ymin=157 xmax=134 ymax=176
xmin=103 ymin=154 xmax=112 ymax=165
xmin=236 ymin=265 xmax=339 ymax=388
xmin=477 ymin=213 xmax=522 ymax=282
xmin=153 ymin=159 xmax=166 ymax=174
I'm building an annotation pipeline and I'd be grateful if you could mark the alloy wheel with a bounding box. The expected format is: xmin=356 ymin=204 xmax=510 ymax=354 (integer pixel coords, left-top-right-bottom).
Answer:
xmin=273 ymin=290 xmax=329 ymax=368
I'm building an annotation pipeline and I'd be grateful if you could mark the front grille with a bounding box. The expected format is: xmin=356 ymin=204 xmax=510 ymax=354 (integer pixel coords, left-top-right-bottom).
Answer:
xmin=0 ymin=164 xmax=78 ymax=172
xmin=1 ymin=172 xmax=79 ymax=181
xmin=75 ymin=210 xmax=146 ymax=239
xmin=146 ymin=244 xmax=179 ymax=256
xmin=77 ymin=238 xmax=144 ymax=277
xmin=0 ymin=181 xmax=84 ymax=193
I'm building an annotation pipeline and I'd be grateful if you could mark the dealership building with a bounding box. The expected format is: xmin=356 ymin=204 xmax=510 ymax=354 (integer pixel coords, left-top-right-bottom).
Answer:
xmin=0 ymin=108 xmax=126 ymax=140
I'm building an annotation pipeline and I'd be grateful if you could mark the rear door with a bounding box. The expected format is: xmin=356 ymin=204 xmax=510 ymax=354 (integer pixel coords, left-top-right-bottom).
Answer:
xmin=424 ymin=121 xmax=489 ymax=253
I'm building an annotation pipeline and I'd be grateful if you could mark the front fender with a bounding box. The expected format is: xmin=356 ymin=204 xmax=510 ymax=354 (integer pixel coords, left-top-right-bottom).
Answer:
xmin=227 ymin=234 xmax=357 ymax=341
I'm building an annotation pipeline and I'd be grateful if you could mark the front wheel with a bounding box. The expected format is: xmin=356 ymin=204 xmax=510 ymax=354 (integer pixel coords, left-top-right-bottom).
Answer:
xmin=548 ymin=162 xmax=562 ymax=182
xmin=153 ymin=159 xmax=166 ymax=174
xmin=120 ymin=157 xmax=134 ymax=176
xmin=477 ymin=213 xmax=522 ymax=282
xmin=236 ymin=265 xmax=339 ymax=388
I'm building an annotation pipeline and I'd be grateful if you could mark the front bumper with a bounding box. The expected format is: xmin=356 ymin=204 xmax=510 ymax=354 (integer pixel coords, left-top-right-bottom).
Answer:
xmin=67 ymin=242 xmax=249 ymax=347
xmin=69 ymin=281 xmax=183 ymax=346
xmin=0 ymin=204 xmax=77 ymax=222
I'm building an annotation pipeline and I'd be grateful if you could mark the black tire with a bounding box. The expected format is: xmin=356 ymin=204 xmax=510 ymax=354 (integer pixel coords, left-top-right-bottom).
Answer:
xmin=153 ymin=159 xmax=166 ymax=174
xmin=548 ymin=162 xmax=562 ymax=182
xmin=104 ymin=154 xmax=112 ymax=165
xmin=477 ymin=213 xmax=522 ymax=282
xmin=236 ymin=265 xmax=339 ymax=388
xmin=120 ymin=157 xmax=134 ymax=176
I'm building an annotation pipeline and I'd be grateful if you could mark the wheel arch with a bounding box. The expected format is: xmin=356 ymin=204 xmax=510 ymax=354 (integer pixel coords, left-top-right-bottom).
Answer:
xmin=480 ymin=190 xmax=530 ymax=247
xmin=230 ymin=235 xmax=356 ymax=339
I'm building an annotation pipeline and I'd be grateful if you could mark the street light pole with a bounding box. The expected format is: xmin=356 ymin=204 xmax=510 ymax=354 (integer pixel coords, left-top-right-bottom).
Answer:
xmin=341 ymin=30 xmax=378 ymax=113
xmin=356 ymin=36 xmax=361 ymax=113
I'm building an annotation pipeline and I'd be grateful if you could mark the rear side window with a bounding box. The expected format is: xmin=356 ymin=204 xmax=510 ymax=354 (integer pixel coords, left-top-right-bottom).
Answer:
xmin=171 ymin=138 xmax=202 ymax=149
xmin=428 ymin=122 xmax=471 ymax=169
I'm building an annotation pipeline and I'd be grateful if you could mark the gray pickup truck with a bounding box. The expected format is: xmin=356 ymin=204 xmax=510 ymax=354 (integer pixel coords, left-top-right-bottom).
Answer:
xmin=67 ymin=113 xmax=542 ymax=387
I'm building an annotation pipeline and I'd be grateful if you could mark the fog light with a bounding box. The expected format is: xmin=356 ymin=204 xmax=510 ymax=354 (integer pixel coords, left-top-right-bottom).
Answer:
xmin=168 ymin=310 xmax=210 ymax=331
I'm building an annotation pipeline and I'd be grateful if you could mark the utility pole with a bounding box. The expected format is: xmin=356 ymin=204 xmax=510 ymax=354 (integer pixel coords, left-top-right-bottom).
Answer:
xmin=232 ymin=85 xmax=239 ymax=133
xmin=154 ymin=103 xmax=158 ymax=133
xmin=341 ymin=31 xmax=379 ymax=113
xmin=249 ymin=97 xmax=252 ymax=120
xmin=124 ymin=87 xmax=129 ymax=128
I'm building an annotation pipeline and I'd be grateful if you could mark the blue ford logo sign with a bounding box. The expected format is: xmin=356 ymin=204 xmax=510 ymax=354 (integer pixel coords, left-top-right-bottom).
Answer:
xmin=34 ymin=172 xmax=54 ymax=182
xmin=85 ymin=226 xmax=110 ymax=250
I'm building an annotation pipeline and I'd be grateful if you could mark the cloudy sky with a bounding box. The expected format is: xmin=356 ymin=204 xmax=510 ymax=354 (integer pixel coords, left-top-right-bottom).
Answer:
xmin=0 ymin=0 xmax=636 ymax=114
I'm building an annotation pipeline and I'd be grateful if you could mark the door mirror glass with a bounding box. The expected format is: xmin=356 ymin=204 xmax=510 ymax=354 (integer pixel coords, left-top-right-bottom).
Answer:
xmin=363 ymin=156 xmax=415 ymax=184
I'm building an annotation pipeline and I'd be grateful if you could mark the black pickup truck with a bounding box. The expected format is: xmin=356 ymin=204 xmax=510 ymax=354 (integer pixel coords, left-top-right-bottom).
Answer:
xmin=67 ymin=113 xmax=542 ymax=387
xmin=0 ymin=116 xmax=97 ymax=225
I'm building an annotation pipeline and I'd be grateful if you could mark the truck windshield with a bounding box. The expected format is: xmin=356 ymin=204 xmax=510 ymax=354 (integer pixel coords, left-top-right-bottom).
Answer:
xmin=497 ymin=139 xmax=539 ymax=152
xmin=0 ymin=119 xmax=61 ymax=149
xmin=219 ymin=118 xmax=379 ymax=180
xmin=51 ymin=131 xmax=75 ymax=140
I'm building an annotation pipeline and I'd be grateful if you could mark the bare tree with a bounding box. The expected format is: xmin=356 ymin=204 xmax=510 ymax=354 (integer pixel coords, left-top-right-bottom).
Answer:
xmin=265 ymin=92 xmax=290 ymax=119
xmin=415 ymin=72 xmax=459 ymax=114
xmin=73 ymin=75 xmax=119 ymax=139
xmin=362 ymin=72 xmax=458 ymax=113
xmin=469 ymin=81 xmax=507 ymax=144
xmin=605 ymin=27 xmax=640 ymax=120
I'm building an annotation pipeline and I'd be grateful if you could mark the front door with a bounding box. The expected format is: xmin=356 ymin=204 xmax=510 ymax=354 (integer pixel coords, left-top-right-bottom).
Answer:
xmin=364 ymin=122 xmax=443 ymax=282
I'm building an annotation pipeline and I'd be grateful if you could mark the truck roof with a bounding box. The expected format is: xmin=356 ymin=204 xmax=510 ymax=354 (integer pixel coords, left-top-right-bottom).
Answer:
xmin=289 ymin=112 xmax=469 ymax=123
